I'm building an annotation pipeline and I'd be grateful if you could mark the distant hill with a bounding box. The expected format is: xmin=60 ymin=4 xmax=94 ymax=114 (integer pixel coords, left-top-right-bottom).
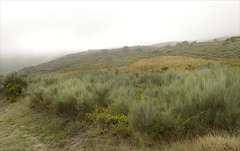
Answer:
xmin=203 ymin=36 xmax=231 ymax=42
xmin=150 ymin=41 xmax=178 ymax=48
xmin=0 ymin=55 xmax=49 ymax=75
xmin=19 ymin=36 xmax=240 ymax=75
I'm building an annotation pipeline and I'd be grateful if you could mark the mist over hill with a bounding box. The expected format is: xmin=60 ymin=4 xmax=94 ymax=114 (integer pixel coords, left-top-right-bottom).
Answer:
xmin=17 ymin=36 xmax=240 ymax=75
xmin=0 ymin=40 xmax=179 ymax=74
xmin=0 ymin=55 xmax=47 ymax=74
xmin=1 ymin=35 xmax=237 ymax=75
xmin=0 ymin=50 xmax=80 ymax=74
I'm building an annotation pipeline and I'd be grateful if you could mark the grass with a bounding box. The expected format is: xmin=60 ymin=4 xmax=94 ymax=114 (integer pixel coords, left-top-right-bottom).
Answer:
xmin=127 ymin=55 xmax=215 ymax=72
xmin=0 ymin=97 xmax=104 ymax=150
xmin=0 ymin=97 xmax=47 ymax=151
xmin=1 ymin=97 xmax=239 ymax=151
xmin=159 ymin=133 xmax=240 ymax=151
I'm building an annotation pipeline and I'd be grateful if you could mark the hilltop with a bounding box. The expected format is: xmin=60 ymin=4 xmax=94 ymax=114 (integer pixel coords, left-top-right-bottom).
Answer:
xmin=19 ymin=36 xmax=240 ymax=75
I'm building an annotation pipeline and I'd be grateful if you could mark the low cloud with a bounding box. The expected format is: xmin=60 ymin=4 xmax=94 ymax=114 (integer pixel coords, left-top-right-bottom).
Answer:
xmin=0 ymin=1 xmax=239 ymax=74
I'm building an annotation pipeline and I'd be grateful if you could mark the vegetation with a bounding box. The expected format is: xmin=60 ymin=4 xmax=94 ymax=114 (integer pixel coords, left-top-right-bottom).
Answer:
xmin=25 ymin=64 xmax=240 ymax=141
xmin=0 ymin=75 xmax=4 ymax=94
xmin=1 ymin=72 xmax=27 ymax=102
xmin=1 ymin=36 xmax=240 ymax=150
xmin=1 ymin=98 xmax=239 ymax=151
xmin=19 ymin=36 xmax=240 ymax=75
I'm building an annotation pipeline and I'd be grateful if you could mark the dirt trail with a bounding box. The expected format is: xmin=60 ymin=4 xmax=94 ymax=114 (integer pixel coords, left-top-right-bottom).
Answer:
xmin=0 ymin=98 xmax=48 ymax=151
xmin=0 ymin=97 xmax=109 ymax=151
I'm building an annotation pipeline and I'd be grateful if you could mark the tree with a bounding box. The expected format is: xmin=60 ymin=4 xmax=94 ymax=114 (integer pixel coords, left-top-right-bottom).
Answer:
xmin=165 ymin=44 xmax=171 ymax=48
xmin=105 ymin=56 xmax=113 ymax=63
xmin=102 ymin=49 xmax=108 ymax=55
xmin=135 ymin=47 xmax=143 ymax=52
xmin=176 ymin=41 xmax=189 ymax=47
xmin=191 ymin=41 xmax=197 ymax=45
xmin=182 ymin=41 xmax=189 ymax=46
xmin=122 ymin=46 xmax=129 ymax=53
xmin=176 ymin=42 xmax=183 ymax=47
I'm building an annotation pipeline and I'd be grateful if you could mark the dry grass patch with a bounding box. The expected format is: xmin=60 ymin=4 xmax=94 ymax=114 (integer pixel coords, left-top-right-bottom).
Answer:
xmin=0 ymin=97 xmax=48 ymax=151
xmin=161 ymin=134 xmax=240 ymax=151
xmin=127 ymin=55 xmax=215 ymax=72
xmin=216 ymin=58 xmax=240 ymax=66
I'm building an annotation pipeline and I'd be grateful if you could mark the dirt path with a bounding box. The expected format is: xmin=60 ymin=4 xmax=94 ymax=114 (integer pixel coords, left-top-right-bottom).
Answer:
xmin=0 ymin=98 xmax=48 ymax=151
xmin=0 ymin=97 xmax=109 ymax=151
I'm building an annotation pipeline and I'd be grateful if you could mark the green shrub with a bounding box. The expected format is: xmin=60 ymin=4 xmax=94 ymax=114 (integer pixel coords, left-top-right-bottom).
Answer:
xmin=162 ymin=66 xmax=168 ymax=71
xmin=0 ymin=76 xmax=4 ymax=94
xmin=129 ymin=101 xmax=158 ymax=131
xmin=109 ymin=86 xmax=135 ymax=115
xmin=3 ymin=72 xmax=27 ymax=102
xmin=161 ymin=65 xmax=240 ymax=131
xmin=0 ymin=85 xmax=4 ymax=94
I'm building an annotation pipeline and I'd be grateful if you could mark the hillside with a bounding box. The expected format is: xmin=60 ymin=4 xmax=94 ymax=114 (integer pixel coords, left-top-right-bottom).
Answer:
xmin=1 ymin=36 xmax=240 ymax=151
xmin=19 ymin=36 xmax=240 ymax=75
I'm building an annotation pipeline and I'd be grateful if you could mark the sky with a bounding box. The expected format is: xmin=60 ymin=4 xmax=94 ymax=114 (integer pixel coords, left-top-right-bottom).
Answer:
xmin=0 ymin=0 xmax=239 ymax=74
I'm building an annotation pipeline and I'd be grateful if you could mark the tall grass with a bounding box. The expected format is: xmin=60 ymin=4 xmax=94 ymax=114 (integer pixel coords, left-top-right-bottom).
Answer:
xmin=26 ymin=64 xmax=240 ymax=138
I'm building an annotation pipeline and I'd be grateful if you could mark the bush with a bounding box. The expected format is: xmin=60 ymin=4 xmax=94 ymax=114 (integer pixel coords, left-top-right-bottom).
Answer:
xmin=0 ymin=76 xmax=4 ymax=94
xmin=129 ymin=101 xmax=158 ymax=131
xmin=162 ymin=66 xmax=168 ymax=71
xmin=161 ymin=65 xmax=240 ymax=131
xmin=3 ymin=72 xmax=27 ymax=102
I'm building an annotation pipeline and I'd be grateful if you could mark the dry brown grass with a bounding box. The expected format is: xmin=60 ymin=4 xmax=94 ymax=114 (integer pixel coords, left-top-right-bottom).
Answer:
xmin=216 ymin=58 xmax=240 ymax=66
xmin=92 ymin=132 xmax=240 ymax=151
xmin=160 ymin=134 xmax=240 ymax=151
xmin=0 ymin=97 xmax=48 ymax=151
xmin=116 ymin=55 xmax=240 ymax=74
xmin=128 ymin=55 xmax=215 ymax=71
xmin=56 ymin=55 xmax=240 ymax=76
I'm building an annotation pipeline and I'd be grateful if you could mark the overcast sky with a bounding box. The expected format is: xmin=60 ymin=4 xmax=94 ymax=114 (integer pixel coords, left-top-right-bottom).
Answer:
xmin=0 ymin=0 xmax=239 ymax=73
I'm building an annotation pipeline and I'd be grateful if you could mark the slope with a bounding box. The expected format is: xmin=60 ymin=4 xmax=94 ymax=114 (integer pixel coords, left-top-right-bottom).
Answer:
xmin=19 ymin=36 xmax=240 ymax=75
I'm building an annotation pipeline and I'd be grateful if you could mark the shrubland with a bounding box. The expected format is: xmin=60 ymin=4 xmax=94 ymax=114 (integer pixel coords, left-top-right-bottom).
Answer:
xmin=1 ymin=37 xmax=239 ymax=150
xmin=25 ymin=64 xmax=240 ymax=141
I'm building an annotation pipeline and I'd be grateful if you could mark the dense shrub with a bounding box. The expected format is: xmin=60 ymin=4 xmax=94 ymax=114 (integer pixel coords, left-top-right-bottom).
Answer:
xmin=2 ymin=72 xmax=27 ymax=102
xmin=162 ymin=66 xmax=168 ymax=71
xmin=26 ymin=65 xmax=240 ymax=139
xmin=0 ymin=76 xmax=4 ymax=94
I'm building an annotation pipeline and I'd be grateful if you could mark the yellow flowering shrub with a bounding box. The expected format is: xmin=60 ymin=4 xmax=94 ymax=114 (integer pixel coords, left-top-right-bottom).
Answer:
xmin=82 ymin=105 xmax=130 ymax=136
xmin=82 ymin=106 xmax=130 ymax=136
xmin=84 ymin=105 xmax=126 ymax=123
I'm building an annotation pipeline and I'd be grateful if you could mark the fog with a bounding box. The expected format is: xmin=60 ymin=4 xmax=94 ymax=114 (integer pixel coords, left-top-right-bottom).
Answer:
xmin=0 ymin=1 xmax=239 ymax=74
